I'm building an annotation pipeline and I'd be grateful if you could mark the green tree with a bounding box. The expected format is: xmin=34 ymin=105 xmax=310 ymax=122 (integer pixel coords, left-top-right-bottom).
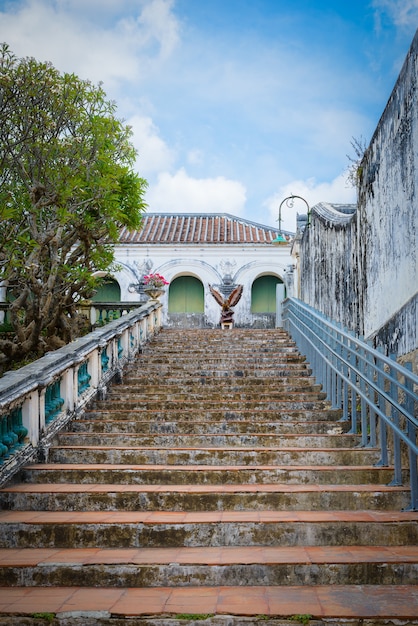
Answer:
xmin=0 ymin=44 xmax=147 ymax=372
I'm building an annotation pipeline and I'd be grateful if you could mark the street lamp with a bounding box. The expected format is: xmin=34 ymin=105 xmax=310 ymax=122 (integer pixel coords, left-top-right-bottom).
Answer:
xmin=272 ymin=194 xmax=310 ymax=245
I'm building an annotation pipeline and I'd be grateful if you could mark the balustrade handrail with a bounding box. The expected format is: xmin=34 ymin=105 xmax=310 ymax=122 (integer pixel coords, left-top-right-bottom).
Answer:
xmin=0 ymin=300 xmax=162 ymax=486
xmin=283 ymin=297 xmax=418 ymax=511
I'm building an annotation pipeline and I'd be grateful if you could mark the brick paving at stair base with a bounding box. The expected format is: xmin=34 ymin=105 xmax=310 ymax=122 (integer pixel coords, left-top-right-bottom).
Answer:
xmin=0 ymin=586 xmax=418 ymax=617
xmin=1 ymin=546 xmax=418 ymax=566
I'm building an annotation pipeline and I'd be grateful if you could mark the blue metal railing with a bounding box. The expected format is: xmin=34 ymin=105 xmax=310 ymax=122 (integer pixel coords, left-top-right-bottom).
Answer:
xmin=283 ymin=297 xmax=418 ymax=511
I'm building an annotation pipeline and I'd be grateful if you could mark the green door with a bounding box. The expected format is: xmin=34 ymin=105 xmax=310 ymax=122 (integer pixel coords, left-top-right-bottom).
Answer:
xmin=92 ymin=278 xmax=121 ymax=302
xmin=251 ymin=276 xmax=283 ymax=313
xmin=168 ymin=276 xmax=204 ymax=313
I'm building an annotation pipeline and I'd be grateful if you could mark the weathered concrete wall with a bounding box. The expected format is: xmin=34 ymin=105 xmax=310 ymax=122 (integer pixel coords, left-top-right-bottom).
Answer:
xmin=357 ymin=29 xmax=418 ymax=354
xmin=299 ymin=30 xmax=418 ymax=360
xmin=299 ymin=203 xmax=359 ymax=334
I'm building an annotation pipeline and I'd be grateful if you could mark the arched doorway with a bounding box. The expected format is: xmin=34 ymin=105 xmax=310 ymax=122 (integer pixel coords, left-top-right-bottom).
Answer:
xmin=168 ymin=276 xmax=205 ymax=327
xmin=251 ymin=275 xmax=284 ymax=328
xmin=92 ymin=277 xmax=121 ymax=302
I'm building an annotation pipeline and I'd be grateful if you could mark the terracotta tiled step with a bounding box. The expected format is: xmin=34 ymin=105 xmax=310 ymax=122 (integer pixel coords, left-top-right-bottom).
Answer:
xmin=18 ymin=462 xmax=401 ymax=485
xmin=46 ymin=445 xmax=380 ymax=466
xmin=1 ymin=546 xmax=417 ymax=587
xmin=1 ymin=584 xmax=418 ymax=620
xmin=67 ymin=419 xmax=349 ymax=434
xmin=0 ymin=483 xmax=410 ymax=512
xmin=1 ymin=510 xmax=417 ymax=549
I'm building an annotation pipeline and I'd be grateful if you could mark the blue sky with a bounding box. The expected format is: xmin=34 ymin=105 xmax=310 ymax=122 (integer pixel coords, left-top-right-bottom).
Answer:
xmin=0 ymin=0 xmax=417 ymax=230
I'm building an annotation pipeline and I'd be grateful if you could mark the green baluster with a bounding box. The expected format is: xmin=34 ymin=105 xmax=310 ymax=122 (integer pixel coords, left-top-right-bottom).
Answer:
xmin=45 ymin=385 xmax=53 ymax=422
xmin=78 ymin=362 xmax=91 ymax=395
xmin=3 ymin=413 xmax=18 ymax=455
xmin=0 ymin=416 xmax=9 ymax=462
xmin=53 ymin=380 xmax=64 ymax=416
xmin=101 ymin=347 xmax=109 ymax=372
xmin=12 ymin=407 xmax=27 ymax=445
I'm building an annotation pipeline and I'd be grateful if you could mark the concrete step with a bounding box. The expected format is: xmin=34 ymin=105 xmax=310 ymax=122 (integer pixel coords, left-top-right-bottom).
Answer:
xmin=118 ymin=377 xmax=320 ymax=389
xmin=46 ymin=445 xmax=380 ymax=466
xmin=120 ymin=366 xmax=314 ymax=378
xmin=1 ymin=510 xmax=417 ymax=549
xmin=18 ymin=462 xmax=401 ymax=485
xmin=55 ymin=432 xmax=361 ymax=448
xmin=91 ymin=399 xmax=333 ymax=411
xmin=67 ymin=419 xmax=349 ymax=435
xmin=1 ymin=545 xmax=417 ymax=587
xmin=103 ymin=390 xmax=328 ymax=402
xmin=82 ymin=408 xmax=344 ymax=422
xmin=0 ymin=483 xmax=410 ymax=512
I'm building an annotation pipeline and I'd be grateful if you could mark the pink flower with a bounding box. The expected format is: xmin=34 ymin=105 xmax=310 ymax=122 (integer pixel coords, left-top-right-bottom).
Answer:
xmin=143 ymin=273 xmax=169 ymax=288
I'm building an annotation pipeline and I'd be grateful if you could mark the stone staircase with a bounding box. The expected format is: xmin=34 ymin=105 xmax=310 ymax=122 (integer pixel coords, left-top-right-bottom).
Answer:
xmin=0 ymin=328 xmax=417 ymax=626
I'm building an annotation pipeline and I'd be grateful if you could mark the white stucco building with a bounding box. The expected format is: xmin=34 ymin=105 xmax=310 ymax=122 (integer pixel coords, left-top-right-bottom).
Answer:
xmin=95 ymin=213 xmax=296 ymax=328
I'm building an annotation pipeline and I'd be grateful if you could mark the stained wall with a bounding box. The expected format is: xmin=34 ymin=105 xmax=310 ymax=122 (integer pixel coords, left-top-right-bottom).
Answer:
xmin=299 ymin=30 xmax=418 ymax=360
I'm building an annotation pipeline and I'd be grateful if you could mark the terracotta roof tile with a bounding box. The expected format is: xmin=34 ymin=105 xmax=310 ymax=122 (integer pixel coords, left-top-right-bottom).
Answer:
xmin=119 ymin=213 xmax=290 ymax=245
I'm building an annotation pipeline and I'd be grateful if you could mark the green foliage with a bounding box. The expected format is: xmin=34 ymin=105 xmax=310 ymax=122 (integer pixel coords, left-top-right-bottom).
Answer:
xmin=175 ymin=615 xmax=215 ymax=621
xmin=0 ymin=43 xmax=147 ymax=372
xmin=31 ymin=613 xmax=56 ymax=622
xmin=289 ymin=615 xmax=312 ymax=625
xmin=346 ymin=135 xmax=368 ymax=190
xmin=0 ymin=321 xmax=14 ymax=333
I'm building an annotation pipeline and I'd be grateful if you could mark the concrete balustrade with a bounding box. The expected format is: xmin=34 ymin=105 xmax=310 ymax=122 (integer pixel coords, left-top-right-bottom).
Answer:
xmin=0 ymin=301 xmax=162 ymax=486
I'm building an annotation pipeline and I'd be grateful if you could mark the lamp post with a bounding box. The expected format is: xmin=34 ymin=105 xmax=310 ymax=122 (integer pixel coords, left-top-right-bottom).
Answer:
xmin=272 ymin=194 xmax=310 ymax=245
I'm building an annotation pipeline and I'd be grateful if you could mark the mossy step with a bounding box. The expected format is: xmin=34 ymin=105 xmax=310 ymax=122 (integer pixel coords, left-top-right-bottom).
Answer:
xmin=55 ymin=433 xmax=360 ymax=448
xmin=103 ymin=393 xmax=328 ymax=404
xmin=118 ymin=378 xmax=320 ymax=389
xmin=66 ymin=419 xmax=349 ymax=435
xmin=0 ymin=483 xmax=409 ymax=512
xmin=91 ymin=400 xmax=332 ymax=411
xmin=47 ymin=446 xmax=380 ymax=467
xmin=1 ymin=510 xmax=417 ymax=549
xmin=82 ymin=409 xmax=344 ymax=422
xmin=18 ymin=463 xmax=401 ymax=485
xmin=2 ymin=555 xmax=417 ymax=587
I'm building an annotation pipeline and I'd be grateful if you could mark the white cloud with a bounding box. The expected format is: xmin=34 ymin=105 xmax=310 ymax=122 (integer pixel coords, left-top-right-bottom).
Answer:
xmin=146 ymin=168 xmax=247 ymax=215
xmin=372 ymin=0 xmax=418 ymax=29
xmin=265 ymin=174 xmax=357 ymax=232
xmin=0 ymin=0 xmax=180 ymax=88
xmin=135 ymin=0 xmax=179 ymax=61
xmin=187 ymin=149 xmax=204 ymax=167
xmin=128 ymin=115 xmax=175 ymax=176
